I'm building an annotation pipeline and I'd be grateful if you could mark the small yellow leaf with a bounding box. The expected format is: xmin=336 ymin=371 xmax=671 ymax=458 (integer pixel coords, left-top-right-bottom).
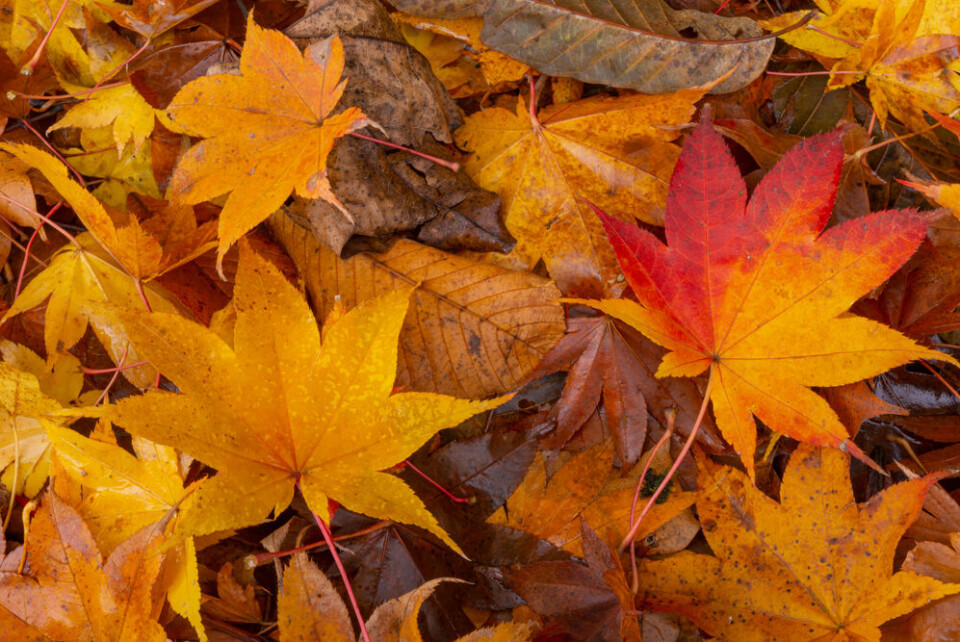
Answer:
xmin=48 ymin=84 xmax=158 ymax=154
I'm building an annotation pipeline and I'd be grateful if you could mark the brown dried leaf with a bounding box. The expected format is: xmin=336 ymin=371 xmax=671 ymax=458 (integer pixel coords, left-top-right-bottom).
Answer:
xmin=389 ymin=0 xmax=775 ymax=94
xmin=504 ymin=521 xmax=640 ymax=642
xmin=269 ymin=215 xmax=564 ymax=398
xmin=284 ymin=0 xmax=500 ymax=254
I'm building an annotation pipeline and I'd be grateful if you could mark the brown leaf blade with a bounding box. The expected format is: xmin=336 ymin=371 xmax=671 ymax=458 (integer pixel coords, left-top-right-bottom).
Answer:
xmin=269 ymin=215 xmax=564 ymax=398
xmin=390 ymin=0 xmax=774 ymax=93
xmin=0 ymin=493 xmax=166 ymax=641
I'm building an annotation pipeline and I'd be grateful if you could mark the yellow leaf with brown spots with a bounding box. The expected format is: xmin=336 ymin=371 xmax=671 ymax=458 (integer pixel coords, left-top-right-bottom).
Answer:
xmin=762 ymin=0 xmax=960 ymax=131
xmin=637 ymin=443 xmax=960 ymax=641
xmin=455 ymin=88 xmax=704 ymax=295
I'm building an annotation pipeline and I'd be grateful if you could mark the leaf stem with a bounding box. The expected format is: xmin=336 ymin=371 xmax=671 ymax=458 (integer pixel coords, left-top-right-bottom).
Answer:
xmin=347 ymin=132 xmax=459 ymax=172
xmin=15 ymin=208 xmax=54 ymax=299
xmin=620 ymin=366 xmax=714 ymax=552
xmin=81 ymin=40 xmax=150 ymax=102
xmin=855 ymin=121 xmax=941 ymax=157
xmin=135 ymin=278 xmax=153 ymax=313
xmin=247 ymin=520 xmax=390 ymax=566
xmin=94 ymin=345 xmax=129 ymax=405
xmin=83 ymin=359 xmax=149 ymax=375
xmin=19 ymin=119 xmax=88 ymax=187
xmin=919 ymin=360 xmax=960 ymax=403
xmin=10 ymin=81 xmax=126 ymax=101
xmin=4 ymin=419 xmax=20 ymax=532
xmin=403 ymin=460 xmax=473 ymax=504
xmin=766 ymin=70 xmax=863 ymax=77
xmin=303 ymin=489 xmax=371 ymax=642
xmin=0 ymin=193 xmax=79 ymax=248
xmin=21 ymin=0 xmax=69 ymax=75
xmin=527 ymin=72 xmax=539 ymax=125
xmin=627 ymin=408 xmax=676 ymax=593
xmin=807 ymin=24 xmax=862 ymax=47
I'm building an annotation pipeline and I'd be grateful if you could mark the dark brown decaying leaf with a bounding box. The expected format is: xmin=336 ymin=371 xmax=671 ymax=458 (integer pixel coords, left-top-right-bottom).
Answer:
xmin=129 ymin=24 xmax=241 ymax=110
xmin=529 ymin=313 xmax=723 ymax=466
xmin=269 ymin=214 xmax=564 ymax=398
xmin=504 ymin=521 xmax=640 ymax=642
xmin=408 ymin=428 xmax=539 ymax=519
xmin=338 ymin=518 xmax=475 ymax=640
xmin=391 ymin=141 xmax=513 ymax=254
xmin=389 ymin=0 xmax=775 ymax=94
xmin=283 ymin=0 xmax=505 ymax=254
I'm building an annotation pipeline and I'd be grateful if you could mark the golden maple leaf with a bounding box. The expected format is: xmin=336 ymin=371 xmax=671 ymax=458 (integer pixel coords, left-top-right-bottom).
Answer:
xmin=2 ymin=143 xmax=215 ymax=281
xmin=454 ymin=88 xmax=704 ymax=294
xmin=488 ymin=442 xmax=695 ymax=557
xmin=762 ymin=0 xmax=960 ymax=130
xmin=105 ymin=242 xmax=506 ymax=552
xmin=46 ymin=425 xmax=206 ymax=640
xmin=638 ymin=443 xmax=960 ymax=640
xmin=165 ymin=13 xmax=368 ymax=267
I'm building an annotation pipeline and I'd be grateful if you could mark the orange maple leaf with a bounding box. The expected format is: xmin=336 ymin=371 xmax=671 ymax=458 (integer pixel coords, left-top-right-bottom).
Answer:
xmin=638 ymin=444 xmax=960 ymax=640
xmin=573 ymin=116 xmax=954 ymax=477
xmin=165 ymin=13 xmax=367 ymax=268
xmin=0 ymin=492 xmax=167 ymax=641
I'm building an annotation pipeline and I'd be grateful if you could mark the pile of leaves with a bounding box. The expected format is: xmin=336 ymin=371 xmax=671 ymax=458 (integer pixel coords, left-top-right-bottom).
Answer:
xmin=2 ymin=0 xmax=960 ymax=639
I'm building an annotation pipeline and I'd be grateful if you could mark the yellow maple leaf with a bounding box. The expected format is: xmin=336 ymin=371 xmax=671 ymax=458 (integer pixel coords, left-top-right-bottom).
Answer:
xmin=2 ymin=142 xmax=215 ymax=279
xmin=2 ymin=233 xmax=178 ymax=386
xmin=0 ymin=352 xmax=83 ymax=500
xmin=47 ymin=425 xmax=207 ymax=640
xmin=165 ymin=13 xmax=367 ymax=268
xmin=65 ymin=125 xmax=162 ymax=208
xmin=394 ymin=13 xmax=528 ymax=96
xmin=639 ymin=444 xmax=960 ymax=640
xmin=455 ymin=89 xmax=703 ymax=294
xmin=105 ymin=242 xmax=507 ymax=552
xmin=762 ymin=0 xmax=960 ymax=130
xmin=48 ymin=84 xmax=159 ymax=154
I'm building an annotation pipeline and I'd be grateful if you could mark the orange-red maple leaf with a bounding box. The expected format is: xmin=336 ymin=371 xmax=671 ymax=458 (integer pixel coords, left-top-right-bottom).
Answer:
xmin=575 ymin=116 xmax=954 ymax=477
xmin=165 ymin=13 xmax=367 ymax=268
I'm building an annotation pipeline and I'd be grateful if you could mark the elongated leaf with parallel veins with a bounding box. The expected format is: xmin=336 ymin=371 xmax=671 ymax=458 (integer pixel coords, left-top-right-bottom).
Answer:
xmin=390 ymin=0 xmax=775 ymax=94
xmin=269 ymin=215 xmax=564 ymax=399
